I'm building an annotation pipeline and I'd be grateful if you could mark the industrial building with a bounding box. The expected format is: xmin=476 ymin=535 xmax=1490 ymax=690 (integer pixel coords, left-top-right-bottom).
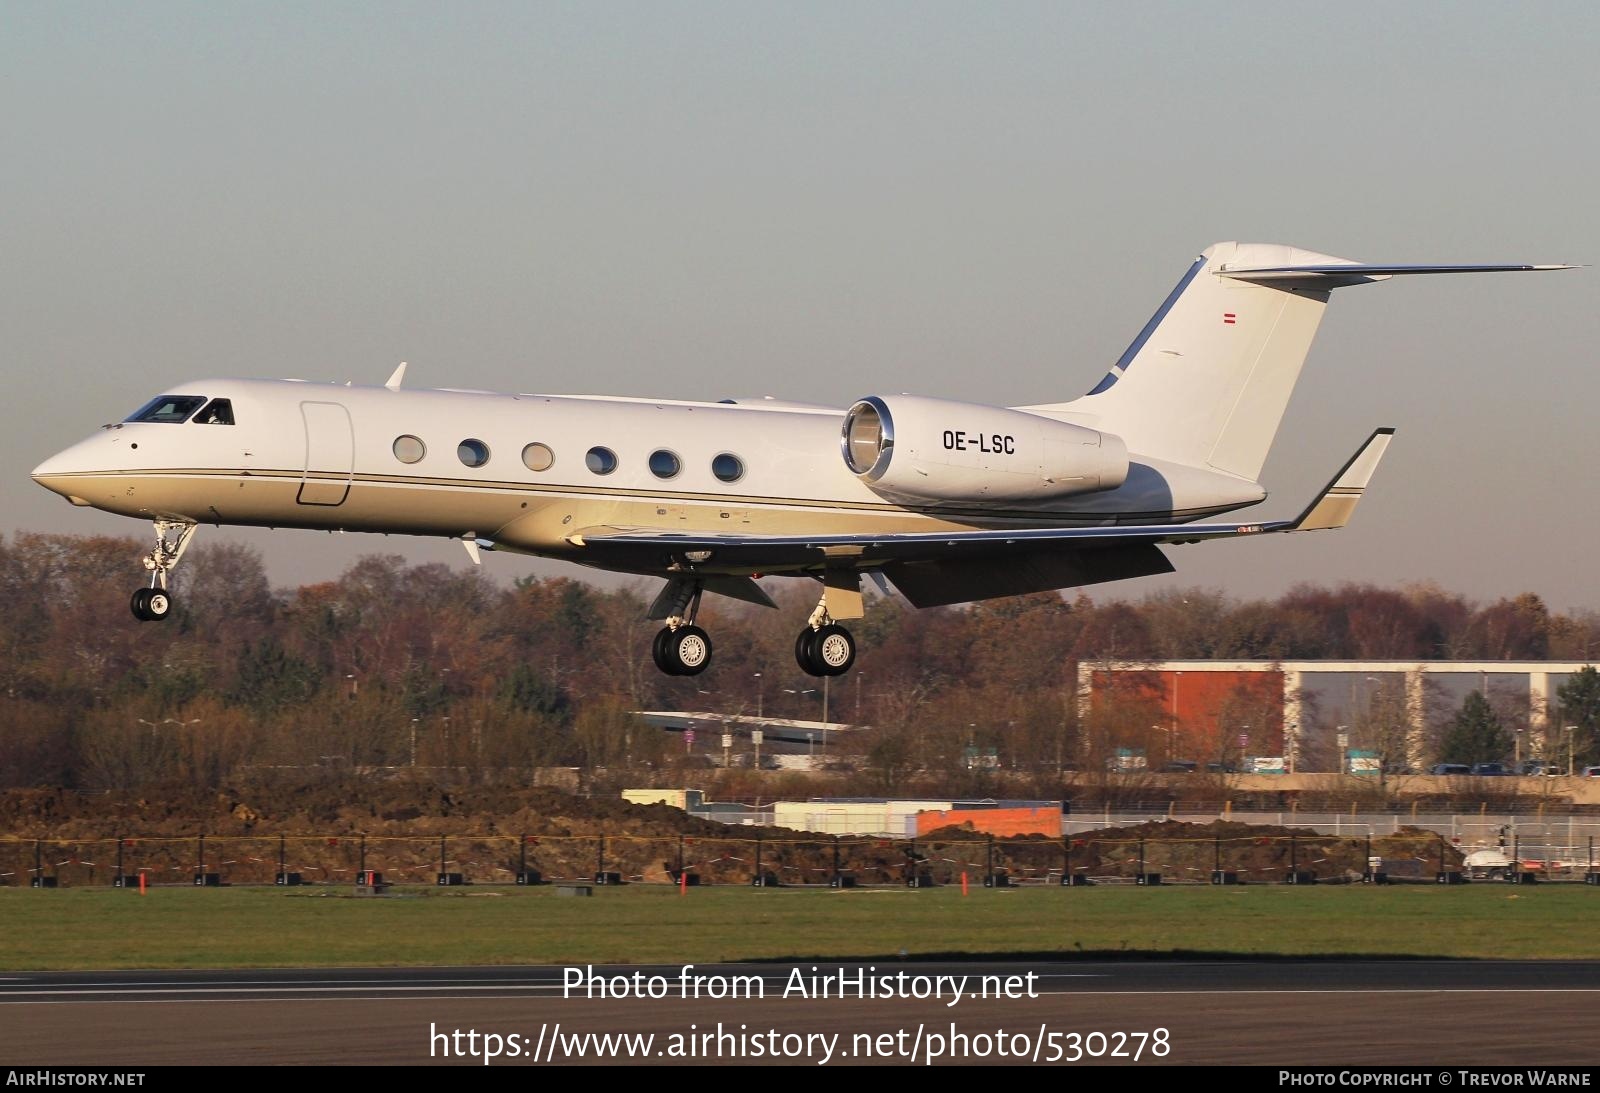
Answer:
xmin=1077 ymin=659 xmax=1594 ymax=773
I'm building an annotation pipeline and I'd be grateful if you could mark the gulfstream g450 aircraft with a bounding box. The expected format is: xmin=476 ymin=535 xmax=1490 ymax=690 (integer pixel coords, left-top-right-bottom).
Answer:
xmin=31 ymin=243 xmax=1570 ymax=677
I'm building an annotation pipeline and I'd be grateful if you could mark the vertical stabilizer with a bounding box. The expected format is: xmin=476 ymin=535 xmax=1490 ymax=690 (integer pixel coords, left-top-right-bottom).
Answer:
xmin=1029 ymin=244 xmax=1569 ymax=482
xmin=1033 ymin=242 xmax=1344 ymax=482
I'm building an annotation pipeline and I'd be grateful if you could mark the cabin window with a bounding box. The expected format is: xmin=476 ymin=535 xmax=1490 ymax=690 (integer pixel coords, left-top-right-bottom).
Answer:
xmin=522 ymin=443 xmax=555 ymax=472
xmin=711 ymin=452 xmax=744 ymax=483
xmin=194 ymin=398 xmax=234 ymax=425
xmin=125 ymin=395 xmax=206 ymax=424
xmin=648 ymin=449 xmax=681 ymax=479
xmin=585 ymin=446 xmax=618 ymax=475
xmin=457 ymin=439 xmax=490 ymax=467
xmin=393 ymin=435 xmax=426 ymax=464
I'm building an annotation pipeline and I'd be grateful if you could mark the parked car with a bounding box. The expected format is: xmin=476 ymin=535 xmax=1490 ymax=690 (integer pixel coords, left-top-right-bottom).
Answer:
xmin=1519 ymin=760 xmax=1557 ymax=776
xmin=1430 ymin=763 xmax=1471 ymax=776
xmin=1471 ymin=762 xmax=1511 ymax=777
xmin=1584 ymin=766 xmax=1600 ymax=779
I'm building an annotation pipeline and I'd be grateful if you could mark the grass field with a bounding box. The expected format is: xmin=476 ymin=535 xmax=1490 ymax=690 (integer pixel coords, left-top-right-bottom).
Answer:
xmin=3 ymin=881 xmax=1597 ymax=969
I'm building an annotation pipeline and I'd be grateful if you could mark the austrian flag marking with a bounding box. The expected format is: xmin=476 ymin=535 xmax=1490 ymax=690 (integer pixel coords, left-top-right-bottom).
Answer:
xmin=1222 ymin=312 xmax=1237 ymax=324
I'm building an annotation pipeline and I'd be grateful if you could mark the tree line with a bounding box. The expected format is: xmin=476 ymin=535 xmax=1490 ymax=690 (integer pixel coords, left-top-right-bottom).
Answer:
xmin=2 ymin=531 xmax=1598 ymax=793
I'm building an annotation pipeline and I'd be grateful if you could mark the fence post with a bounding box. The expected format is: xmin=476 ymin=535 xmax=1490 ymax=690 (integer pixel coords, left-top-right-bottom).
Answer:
xmin=35 ymin=839 xmax=42 ymax=885
xmin=439 ymin=835 xmax=446 ymax=877
xmin=677 ymin=834 xmax=685 ymax=880
xmin=754 ymin=832 xmax=763 ymax=886
xmin=1138 ymin=835 xmax=1145 ymax=879
xmin=832 ymin=836 xmax=841 ymax=886
xmin=596 ymin=834 xmax=606 ymax=881
xmin=116 ymin=836 xmax=124 ymax=887
xmin=198 ymin=833 xmax=205 ymax=881
xmin=359 ymin=835 xmax=367 ymax=879
xmin=986 ymin=835 xmax=995 ymax=886
xmin=278 ymin=834 xmax=286 ymax=879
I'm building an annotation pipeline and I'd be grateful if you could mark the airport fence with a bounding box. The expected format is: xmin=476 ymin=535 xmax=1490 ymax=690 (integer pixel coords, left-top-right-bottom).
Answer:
xmin=6 ymin=830 xmax=1598 ymax=888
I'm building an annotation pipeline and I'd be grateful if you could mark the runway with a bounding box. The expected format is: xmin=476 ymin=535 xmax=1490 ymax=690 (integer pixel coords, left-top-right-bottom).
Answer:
xmin=3 ymin=961 xmax=1598 ymax=1066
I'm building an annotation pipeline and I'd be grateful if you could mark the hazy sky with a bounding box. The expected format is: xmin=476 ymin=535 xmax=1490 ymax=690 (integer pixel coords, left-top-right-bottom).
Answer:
xmin=6 ymin=3 xmax=1597 ymax=611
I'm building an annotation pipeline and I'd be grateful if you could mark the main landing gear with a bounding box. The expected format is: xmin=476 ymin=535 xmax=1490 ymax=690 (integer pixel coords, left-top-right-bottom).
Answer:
xmin=647 ymin=578 xmax=858 ymax=678
xmin=650 ymin=581 xmax=714 ymax=676
xmin=794 ymin=622 xmax=855 ymax=678
xmin=130 ymin=520 xmax=196 ymax=622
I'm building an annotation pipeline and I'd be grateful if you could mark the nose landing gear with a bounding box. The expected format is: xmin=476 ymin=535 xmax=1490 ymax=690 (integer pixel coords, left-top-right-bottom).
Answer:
xmin=130 ymin=520 xmax=196 ymax=622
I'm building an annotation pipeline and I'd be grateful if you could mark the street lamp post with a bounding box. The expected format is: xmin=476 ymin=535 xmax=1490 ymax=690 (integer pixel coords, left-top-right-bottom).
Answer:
xmin=1567 ymin=725 xmax=1577 ymax=777
xmin=1336 ymin=726 xmax=1350 ymax=776
xmin=823 ymin=676 xmax=830 ymax=754
xmin=753 ymin=673 xmax=762 ymax=719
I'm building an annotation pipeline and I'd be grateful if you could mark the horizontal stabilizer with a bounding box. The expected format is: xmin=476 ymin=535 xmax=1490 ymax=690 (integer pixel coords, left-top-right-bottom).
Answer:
xmin=1220 ymin=262 xmax=1576 ymax=288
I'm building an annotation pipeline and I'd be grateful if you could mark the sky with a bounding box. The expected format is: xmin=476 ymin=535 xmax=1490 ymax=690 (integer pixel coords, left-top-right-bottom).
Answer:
xmin=4 ymin=3 xmax=1597 ymax=612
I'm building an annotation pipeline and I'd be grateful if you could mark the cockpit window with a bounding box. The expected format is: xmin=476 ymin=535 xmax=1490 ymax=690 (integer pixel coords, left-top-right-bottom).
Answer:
xmin=125 ymin=395 xmax=206 ymax=424
xmin=194 ymin=398 xmax=234 ymax=425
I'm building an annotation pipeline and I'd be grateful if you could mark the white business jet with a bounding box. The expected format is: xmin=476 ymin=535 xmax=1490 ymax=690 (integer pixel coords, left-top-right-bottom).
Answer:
xmin=31 ymin=242 xmax=1570 ymax=677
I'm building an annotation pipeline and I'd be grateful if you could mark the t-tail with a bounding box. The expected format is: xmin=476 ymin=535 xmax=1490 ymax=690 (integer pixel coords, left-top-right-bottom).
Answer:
xmin=1028 ymin=242 xmax=1572 ymax=483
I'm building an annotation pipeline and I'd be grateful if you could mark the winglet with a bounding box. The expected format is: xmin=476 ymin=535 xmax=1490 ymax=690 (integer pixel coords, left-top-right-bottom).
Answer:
xmin=1289 ymin=428 xmax=1395 ymax=531
xmin=386 ymin=361 xmax=407 ymax=390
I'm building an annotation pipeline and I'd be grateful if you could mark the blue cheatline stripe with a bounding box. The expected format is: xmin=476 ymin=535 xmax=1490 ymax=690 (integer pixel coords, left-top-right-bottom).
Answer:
xmin=1084 ymin=254 xmax=1207 ymax=396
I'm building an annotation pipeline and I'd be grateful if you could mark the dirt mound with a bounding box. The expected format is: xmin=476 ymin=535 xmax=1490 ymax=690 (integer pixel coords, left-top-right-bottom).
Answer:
xmin=1062 ymin=819 xmax=1460 ymax=881
xmin=0 ymin=784 xmax=751 ymax=841
xmin=0 ymin=790 xmax=1460 ymax=887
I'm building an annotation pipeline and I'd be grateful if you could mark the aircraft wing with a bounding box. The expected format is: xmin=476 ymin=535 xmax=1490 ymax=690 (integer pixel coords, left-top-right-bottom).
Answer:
xmin=565 ymin=429 xmax=1394 ymax=592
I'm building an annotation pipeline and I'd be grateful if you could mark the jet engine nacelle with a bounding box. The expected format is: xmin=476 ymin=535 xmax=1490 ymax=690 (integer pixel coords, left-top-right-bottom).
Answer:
xmin=841 ymin=395 xmax=1129 ymax=505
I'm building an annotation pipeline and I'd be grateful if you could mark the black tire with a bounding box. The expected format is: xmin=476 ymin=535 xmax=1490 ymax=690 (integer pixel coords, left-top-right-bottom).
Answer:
xmin=812 ymin=623 xmax=856 ymax=676
xmin=795 ymin=627 xmax=822 ymax=676
xmin=667 ymin=625 xmax=712 ymax=676
xmin=130 ymin=588 xmax=152 ymax=621
xmin=145 ymin=588 xmax=173 ymax=621
xmin=652 ymin=626 xmax=680 ymax=675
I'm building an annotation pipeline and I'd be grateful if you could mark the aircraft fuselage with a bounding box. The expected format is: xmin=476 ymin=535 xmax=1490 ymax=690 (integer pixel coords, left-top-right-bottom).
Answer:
xmin=32 ymin=377 xmax=1263 ymax=576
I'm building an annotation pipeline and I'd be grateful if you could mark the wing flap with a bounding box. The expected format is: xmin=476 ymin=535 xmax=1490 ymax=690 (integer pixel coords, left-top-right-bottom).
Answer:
xmin=884 ymin=545 xmax=1174 ymax=607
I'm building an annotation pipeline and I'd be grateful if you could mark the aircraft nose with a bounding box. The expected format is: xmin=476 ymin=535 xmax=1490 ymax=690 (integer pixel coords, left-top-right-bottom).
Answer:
xmin=32 ymin=441 xmax=99 ymax=505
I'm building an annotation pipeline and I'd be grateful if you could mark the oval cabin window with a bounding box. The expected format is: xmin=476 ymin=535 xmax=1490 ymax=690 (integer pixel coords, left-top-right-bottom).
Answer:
xmin=393 ymin=435 xmax=426 ymax=464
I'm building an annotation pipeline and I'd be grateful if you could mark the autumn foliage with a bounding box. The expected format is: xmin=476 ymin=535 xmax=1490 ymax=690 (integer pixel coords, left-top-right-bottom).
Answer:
xmin=2 ymin=531 xmax=1598 ymax=793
